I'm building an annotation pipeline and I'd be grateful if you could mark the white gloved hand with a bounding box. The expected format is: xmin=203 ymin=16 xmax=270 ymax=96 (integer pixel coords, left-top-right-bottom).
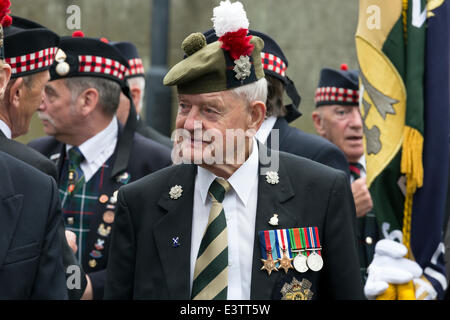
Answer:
xmin=364 ymin=239 xmax=422 ymax=299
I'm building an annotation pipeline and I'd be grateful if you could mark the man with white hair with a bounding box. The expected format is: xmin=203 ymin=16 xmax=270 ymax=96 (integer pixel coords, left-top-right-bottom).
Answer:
xmin=105 ymin=0 xmax=363 ymax=300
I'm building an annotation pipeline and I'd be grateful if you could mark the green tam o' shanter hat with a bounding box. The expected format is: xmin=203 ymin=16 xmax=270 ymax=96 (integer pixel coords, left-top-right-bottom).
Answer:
xmin=163 ymin=0 xmax=264 ymax=94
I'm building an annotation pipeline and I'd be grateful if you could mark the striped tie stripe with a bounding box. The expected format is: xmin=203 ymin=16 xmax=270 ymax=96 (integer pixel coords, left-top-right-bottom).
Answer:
xmin=192 ymin=178 xmax=230 ymax=300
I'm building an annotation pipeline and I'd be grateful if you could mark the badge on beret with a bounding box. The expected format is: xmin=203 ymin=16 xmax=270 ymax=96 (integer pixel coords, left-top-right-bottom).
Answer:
xmin=55 ymin=49 xmax=70 ymax=76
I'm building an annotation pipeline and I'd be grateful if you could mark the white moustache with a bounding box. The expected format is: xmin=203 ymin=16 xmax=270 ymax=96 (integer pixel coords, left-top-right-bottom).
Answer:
xmin=37 ymin=112 xmax=55 ymax=125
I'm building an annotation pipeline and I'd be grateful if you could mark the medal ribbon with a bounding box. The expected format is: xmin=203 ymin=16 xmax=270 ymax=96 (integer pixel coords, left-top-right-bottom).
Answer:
xmin=310 ymin=226 xmax=322 ymax=256
xmin=276 ymin=229 xmax=292 ymax=258
xmin=288 ymin=228 xmax=307 ymax=258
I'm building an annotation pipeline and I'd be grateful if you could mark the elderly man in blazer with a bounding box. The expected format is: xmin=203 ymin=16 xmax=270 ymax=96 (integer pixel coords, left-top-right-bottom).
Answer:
xmin=105 ymin=0 xmax=363 ymax=300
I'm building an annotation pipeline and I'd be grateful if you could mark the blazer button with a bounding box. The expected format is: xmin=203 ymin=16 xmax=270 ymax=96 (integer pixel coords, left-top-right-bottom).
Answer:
xmin=365 ymin=236 xmax=373 ymax=245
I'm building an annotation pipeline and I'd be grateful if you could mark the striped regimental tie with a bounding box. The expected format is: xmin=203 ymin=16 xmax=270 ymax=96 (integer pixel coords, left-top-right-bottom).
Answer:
xmin=191 ymin=178 xmax=231 ymax=300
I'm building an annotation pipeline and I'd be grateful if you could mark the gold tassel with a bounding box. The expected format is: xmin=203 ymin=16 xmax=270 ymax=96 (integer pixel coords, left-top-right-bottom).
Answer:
xmin=400 ymin=126 xmax=424 ymax=258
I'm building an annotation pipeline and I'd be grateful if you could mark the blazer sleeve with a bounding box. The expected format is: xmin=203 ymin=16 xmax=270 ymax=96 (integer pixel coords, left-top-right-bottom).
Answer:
xmin=104 ymin=187 xmax=136 ymax=299
xmin=31 ymin=177 xmax=68 ymax=299
xmin=320 ymin=170 xmax=365 ymax=299
xmin=57 ymin=218 xmax=88 ymax=300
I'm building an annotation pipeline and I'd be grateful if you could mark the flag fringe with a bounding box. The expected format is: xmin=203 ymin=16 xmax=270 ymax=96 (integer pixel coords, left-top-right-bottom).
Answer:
xmin=401 ymin=125 xmax=424 ymax=256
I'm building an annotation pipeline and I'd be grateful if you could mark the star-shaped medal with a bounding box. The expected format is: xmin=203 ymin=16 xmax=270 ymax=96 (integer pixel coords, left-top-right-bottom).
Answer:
xmin=260 ymin=252 xmax=279 ymax=276
xmin=279 ymin=250 xmax=294 ymax=274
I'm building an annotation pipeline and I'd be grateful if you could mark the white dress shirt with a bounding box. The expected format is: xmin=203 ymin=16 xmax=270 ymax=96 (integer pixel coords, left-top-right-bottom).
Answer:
xmin=66 ymin=117 xmax=118 ymax=182
xmin=0 ymin=119 xmax=12 ymax=139
xmin=254 ymin=116 xmax=277 ymax=145
xmin=190 ymin=138 xmax=259 ymax=300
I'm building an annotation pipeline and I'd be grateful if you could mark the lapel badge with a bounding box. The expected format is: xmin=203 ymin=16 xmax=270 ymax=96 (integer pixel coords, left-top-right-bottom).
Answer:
xmin=265 ymin=171 xmax=279 ymax=185
xmin=172 ymin=236 xmax=180 ymax=248
xmin=88 ymin=259 xmax=97 ymax=268
xmin=281 ymin=277 xmax=314 ymax=300
xmin=268 ymin=213 xmax=279 ymax=226
xmin=99 ymin=194 xmax=109 ymax=204
xmin=67 ymin=217 xmax=74 ymax=226
xmin=117 ymin=172 xmax=130 ymax=184
xmin=109 ymin=190 xmax=118 ymax=204
xmin=50 ymin=153 xmax=61 ymax=162
xmin=90 ymin=250 xmax=103 ymax=259
xmin=97 ymin=223 xmax=111 ymax=237
xmin=95 ymin=239 xmax=105 ymax=251
xmin=169 ymin=185 xmax=183 ymax=200
xmin=103 ymin=210 xmax=115 ymax=224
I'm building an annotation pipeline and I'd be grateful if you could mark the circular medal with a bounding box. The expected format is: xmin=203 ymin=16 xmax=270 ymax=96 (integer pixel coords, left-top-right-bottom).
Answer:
xmin=103 ymin=210 xmax=115 ymax=224
xmin=293 ymin=254 xmax=308 ymax=273
xmin=307 ymin=251 xmax=323 ymax=271
xmin=99 ymin=194 xmax=109 ymax=204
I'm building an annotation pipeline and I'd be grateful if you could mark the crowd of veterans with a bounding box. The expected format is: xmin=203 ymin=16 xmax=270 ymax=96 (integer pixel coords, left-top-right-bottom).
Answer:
xmin=0 ymin=0 xmax=447 ymax=301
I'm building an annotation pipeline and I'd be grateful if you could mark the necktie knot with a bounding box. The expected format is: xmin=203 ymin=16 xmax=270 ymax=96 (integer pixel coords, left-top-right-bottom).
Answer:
xmin=349 ymin=162 xmax=363 ymax=180
xmin=68 ymin=147 xmax=85 ymax=167
xmin=208 ymin=178 xmax=231 ymax=203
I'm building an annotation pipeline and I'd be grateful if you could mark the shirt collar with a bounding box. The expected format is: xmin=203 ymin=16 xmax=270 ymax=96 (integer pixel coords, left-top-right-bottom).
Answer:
xmin=255 ymin=116 xmax=277 ymax=144
xmin=0 ymin=119 xmax=12 ymax=139
xmin=197 ymin=137 xmax=259 ymax=207
xmin=66 ymin=117 xmax=118 ymax=163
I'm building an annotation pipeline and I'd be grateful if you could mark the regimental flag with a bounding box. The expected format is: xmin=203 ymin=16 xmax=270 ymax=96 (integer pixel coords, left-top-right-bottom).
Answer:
xmin=411 ymin=1 xmax=449 ymax=298
xmin=356 ymin=0 xmax=448 ymax=299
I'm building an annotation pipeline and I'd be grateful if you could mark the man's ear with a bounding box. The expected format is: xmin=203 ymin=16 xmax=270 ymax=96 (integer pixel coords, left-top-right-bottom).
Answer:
xmin=78 ymin=88 xmax=99 ymax=116
xmin=0 ymin=64 xmax=11 ymax=99
xmin=130 ymin=86 xmax=141 ymax=112
xmin=8 ymin=76 xmax=24 ymax=110
xmin=247 ymin=100 xmax=266 ymax=133
xmin=312 ymin=109 xmax=326 ymax=137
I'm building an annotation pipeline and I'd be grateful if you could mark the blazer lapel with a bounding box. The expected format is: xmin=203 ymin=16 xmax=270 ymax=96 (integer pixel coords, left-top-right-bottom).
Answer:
xmin=251 ymin=144 xmax=297 ymax=299
xmin=0 ymin=163 xmax=23 ymax=266
xmin=153 ymin=164 xmax=196 ymax=299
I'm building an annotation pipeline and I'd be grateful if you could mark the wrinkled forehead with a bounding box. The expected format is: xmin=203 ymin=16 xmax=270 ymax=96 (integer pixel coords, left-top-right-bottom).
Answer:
xmin=177 ymin=90 xmax=235 ymax=105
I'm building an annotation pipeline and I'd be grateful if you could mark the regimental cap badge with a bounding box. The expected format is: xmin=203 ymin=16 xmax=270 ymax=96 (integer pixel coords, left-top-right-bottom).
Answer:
xmin=55 ymin=48 xmax=70 ymax=76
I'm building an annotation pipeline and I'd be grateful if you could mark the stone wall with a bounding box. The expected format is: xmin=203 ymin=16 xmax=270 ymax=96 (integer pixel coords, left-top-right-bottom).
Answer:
xmin=12 ymin=0 xmax=358 ymax=144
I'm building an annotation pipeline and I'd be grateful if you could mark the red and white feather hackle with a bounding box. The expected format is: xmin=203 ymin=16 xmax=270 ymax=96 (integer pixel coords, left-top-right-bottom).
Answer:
xmin=212 ymin=0 xmax=253 ymax=60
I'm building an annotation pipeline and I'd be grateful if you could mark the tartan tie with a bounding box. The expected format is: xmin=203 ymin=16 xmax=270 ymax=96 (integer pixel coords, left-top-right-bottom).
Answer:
xmin=191 ymin=178 xmax=231 ymax=300
xmin=67 ymin=147 xmax=85 ymax=194
xmin=349 ymin=162 xmax=363 ymax=180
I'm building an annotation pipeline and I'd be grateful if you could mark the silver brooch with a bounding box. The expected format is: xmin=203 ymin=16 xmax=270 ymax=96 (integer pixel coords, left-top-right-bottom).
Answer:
xmin=265 ymin=171 xmax=279 ymax=185
xmin=169 ymin=185 xmax=183 ymax=200
xmin=233 ymin=55 xmax=251 ymax=81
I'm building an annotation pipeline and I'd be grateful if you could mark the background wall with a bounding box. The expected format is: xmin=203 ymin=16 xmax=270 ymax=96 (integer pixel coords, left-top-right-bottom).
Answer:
xmin=12 ymin=0 xmax=358 ymax=144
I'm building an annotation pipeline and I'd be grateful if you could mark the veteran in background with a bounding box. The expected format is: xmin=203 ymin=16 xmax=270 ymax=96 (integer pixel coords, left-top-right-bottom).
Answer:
xmin=105 ymin=0 xmax=363 ymax=300
xmin=312 ymin=65 xmax=377 ymax=283
xmin=111 ymin=41 xmax=172 ymax=148
xmin=29 ymin=32 xmax=172 ymax=299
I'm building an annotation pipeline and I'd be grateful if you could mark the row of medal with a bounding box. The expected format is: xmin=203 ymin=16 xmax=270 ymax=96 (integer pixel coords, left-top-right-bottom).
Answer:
xmin=258 ymin=227 xmax=323 ymax=276
xmin=88 ymin=190 xmax=119 ymax=269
